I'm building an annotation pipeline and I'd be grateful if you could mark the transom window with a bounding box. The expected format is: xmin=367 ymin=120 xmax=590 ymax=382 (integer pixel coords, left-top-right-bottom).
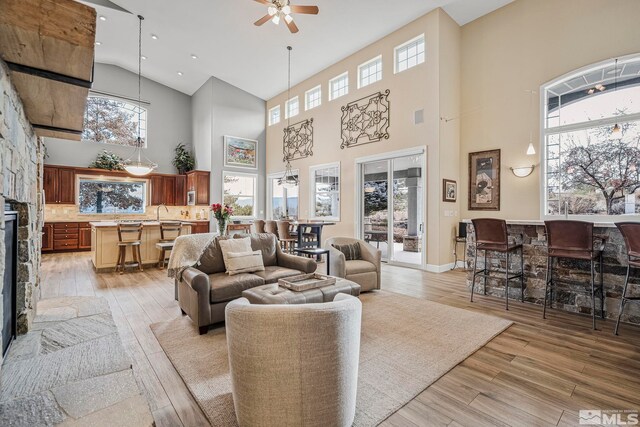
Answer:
xmin=82 ymin=94 xmax=148 ymax=147
xmin=358 ymin=56 xmax=383 ymax=88
xmin=394 ymin=35 xmax=425 ymax=74
xmin=223 ymin=172 xmax=257 ymax=218
xmin=268 ymin=105 xmax=280 ymax=126
xmin=78 ymin=177 xmax=146 ymax=214
xmin=310 ymin=162 xmax=340 ymax=220
xmin=543 ymin=55 xmax=640 ymax=218
xmin=285 ymin=96 xmax=299 ymax=119
xmin=305 ymin=85 xmax=322 ymax=111
xmin=329 ymin=72 xmax=349 ymax=101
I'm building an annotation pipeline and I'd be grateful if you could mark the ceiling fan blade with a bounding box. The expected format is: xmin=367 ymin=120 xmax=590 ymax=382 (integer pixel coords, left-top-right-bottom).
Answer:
xmin=289 ymin=5 xmax=319 ymax=14
xmin=253 ymin=0 xmax=271 ymax=5
xmin=286 ymin=18 xmax=299 ymax=33
xmin=254 ymin=14 xmax=272 ymax=26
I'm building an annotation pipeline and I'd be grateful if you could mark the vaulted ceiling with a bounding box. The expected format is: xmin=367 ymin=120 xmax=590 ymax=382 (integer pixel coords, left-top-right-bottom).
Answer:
xmin=83 ymin=0 xmax=514 ymax=99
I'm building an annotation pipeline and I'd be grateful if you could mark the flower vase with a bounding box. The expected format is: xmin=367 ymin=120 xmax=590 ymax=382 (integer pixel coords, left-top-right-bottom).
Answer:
xmin=217 ymin=219 xmax=227 ymax=236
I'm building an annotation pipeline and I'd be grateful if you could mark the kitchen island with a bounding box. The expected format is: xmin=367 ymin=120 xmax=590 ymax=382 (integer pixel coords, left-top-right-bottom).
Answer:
xmin=90 ymin=221 xmax=192 ymax=272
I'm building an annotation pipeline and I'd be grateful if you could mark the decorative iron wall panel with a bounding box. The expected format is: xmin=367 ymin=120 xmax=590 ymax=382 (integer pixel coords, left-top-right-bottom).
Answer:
xmin=283 ymin=118 xmax=314 ymax=161
xmin=340 ymin=89 xmax=390 ymax=149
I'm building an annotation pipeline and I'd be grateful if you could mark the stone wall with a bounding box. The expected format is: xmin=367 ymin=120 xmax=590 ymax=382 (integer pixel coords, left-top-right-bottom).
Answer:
xmin=465 ymin=223 xmax=640 ymax=325
xmin=0 ymin=59 xmax=44 ymax=365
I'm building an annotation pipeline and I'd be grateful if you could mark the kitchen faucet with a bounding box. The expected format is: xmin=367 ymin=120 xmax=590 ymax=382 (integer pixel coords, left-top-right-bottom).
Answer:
xmin=157 ymin=204 xmax=168 ymax=222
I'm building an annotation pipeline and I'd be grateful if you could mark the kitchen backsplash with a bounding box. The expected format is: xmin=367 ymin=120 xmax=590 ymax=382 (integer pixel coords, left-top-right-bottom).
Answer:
xmin=44 ymin=205 xmax=211 ymax=222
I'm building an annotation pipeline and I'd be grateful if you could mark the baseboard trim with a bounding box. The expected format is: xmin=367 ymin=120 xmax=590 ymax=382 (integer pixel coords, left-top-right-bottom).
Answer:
xmin=425 ymin=263 xmax=456 ymax=273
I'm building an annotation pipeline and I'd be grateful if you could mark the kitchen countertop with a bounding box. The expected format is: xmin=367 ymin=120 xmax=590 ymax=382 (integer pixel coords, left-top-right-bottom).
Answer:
xmin=90 ymin=221 xmax=196 ymax=228
xmin=462 ymin=219 xmax=618 ymax=228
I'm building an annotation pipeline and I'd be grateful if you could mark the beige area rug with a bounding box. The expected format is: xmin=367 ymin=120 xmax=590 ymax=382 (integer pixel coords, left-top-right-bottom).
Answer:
xmin=150 ymin=291 xmax=512 ymax=426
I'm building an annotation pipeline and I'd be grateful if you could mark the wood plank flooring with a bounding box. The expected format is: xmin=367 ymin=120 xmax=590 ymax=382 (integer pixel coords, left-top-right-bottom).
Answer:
xmin=39 ymin=253 xmax=640 ymax=426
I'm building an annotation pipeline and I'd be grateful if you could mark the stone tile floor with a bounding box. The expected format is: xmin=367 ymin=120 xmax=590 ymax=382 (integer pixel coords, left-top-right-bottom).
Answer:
xmin=0 ymin=297 xmax=154 ymax=426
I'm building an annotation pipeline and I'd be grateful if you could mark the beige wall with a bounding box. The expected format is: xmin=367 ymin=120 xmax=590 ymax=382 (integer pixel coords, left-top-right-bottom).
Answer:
xmin=460 ymin=0 xmax=640 ymax=221
xmin=266 ymin=9 xmax=461 ymax=269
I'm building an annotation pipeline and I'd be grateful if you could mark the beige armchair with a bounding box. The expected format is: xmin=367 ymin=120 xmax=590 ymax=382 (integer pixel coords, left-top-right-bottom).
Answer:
xmin=225 ymin=294 xmax=362 ymax=427
xmin=325 ymin=237 xmax=381 ymax=292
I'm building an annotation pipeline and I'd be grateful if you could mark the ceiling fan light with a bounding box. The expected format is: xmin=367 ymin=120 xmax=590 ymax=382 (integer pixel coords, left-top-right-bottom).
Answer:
xmin=268 ymin=6 xmax=277 ymax=15
xmin=284 ymin=14 xmax=293 ymax=24
xmin=272 ymin=14 xmax=280 ymax=25
xmin=282 ymin=5 xmax=291 ymax=14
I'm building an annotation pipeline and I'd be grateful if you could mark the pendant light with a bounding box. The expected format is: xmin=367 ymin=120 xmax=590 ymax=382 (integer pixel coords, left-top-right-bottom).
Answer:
xmin=279 ymin=45 xmax=299 ymax=188
xmin=123 ymin=15 xmax=158 ymax=176
xmin=611 ymin=58 xmax=623 ymax=140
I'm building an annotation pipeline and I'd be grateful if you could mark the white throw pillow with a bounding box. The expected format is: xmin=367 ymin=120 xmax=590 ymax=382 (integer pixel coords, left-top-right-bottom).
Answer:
xmin=225 ymin=250 xmax=265 ymax=275
xmin=218 ymin=237 xmax=252 ymax=271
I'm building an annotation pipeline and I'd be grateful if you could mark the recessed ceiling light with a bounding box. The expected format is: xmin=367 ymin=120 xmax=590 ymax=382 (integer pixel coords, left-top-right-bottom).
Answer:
xmin=177 ymin=71 xmax=183 ymax=76
xmin=191 ymin=54 xmax=198 ymax=60
xmin=141 ymin=55 xmax=147 ymax=60
xmin=99 ymin=15 xmax=107 ymax=21
xmin=95 ymin=41 xmax=102 ymax=46
xmin=151 ymin=34 xmax=158 ymax=40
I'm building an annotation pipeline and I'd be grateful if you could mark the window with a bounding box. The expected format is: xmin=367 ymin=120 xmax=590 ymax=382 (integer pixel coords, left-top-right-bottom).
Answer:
xmin=268 ymin=105 xmax=280 ymax=126
xmin=78 ymin=177 xmax=146 ymax=214
xmin=223 ymin=172 xmax=257 ymax=218
xmin=82 ymin=94 xmax=148 ymax=146
xmin=358 ymin=56 xmax=383 ymax=88
xmin=310 ymin=162 xmax=340 ymax=219
xmin=543 ymin=55 xmax=640 ymax=218
xmin=269 ymin=173 xmax=299 ymax=219
xmin=305 ymin=86 xmax=322 ymax=111
xmin=329 ymin=72 xmax=349 ymax=101
xmin=394 ymin=35 xmax=425 ymax=74
xmin=285 ymin=96 xmax=299 ymax=119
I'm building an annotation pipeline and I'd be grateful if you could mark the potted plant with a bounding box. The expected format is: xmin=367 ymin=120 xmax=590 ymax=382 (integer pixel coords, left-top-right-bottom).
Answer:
xmin=173 ymin=143 xmax=195 ymax=174
xmin=90 ymin=150 xmax=124 ymax=170
xmin=211 ymin=203 xmax=233 ymax=235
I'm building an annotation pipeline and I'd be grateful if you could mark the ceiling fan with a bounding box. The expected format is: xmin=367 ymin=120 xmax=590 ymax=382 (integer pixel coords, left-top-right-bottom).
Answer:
xmin=253 ymin=0 xmax=319 ymax=34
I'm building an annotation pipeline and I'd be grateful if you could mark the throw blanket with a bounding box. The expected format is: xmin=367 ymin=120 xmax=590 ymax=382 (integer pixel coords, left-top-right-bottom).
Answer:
xmin=167 ymin=232 xmax=217 ymax=279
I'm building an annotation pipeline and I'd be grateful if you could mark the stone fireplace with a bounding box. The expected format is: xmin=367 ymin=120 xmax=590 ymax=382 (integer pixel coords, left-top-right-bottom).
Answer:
xmin=0 ymin=59 xmax=44 ymax=365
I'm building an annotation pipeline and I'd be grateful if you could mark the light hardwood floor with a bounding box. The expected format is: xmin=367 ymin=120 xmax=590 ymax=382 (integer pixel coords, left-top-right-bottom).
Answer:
xmin=40 ymin=253 xmax=640 ymax=426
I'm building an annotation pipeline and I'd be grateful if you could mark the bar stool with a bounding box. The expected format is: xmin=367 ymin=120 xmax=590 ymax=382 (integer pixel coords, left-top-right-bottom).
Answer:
xmin=276 ymin=220 xmax=297 ymax=253
xmin=264 ymin=220 xmax=278 ymax=236
xmin=544 ymin=220 xmax=605 ymax=330
xmin=470 ymin=218 xmax=524 ymax=310
xmin=614 ymin=222 xmax=640 ymax=335
xmin=156 ymin=221 xmax=182 ymax=269
xmin=116 ymin=222 xmax=144 ymax=274
xmin=253 ymin=219 xmax=265 ymax=233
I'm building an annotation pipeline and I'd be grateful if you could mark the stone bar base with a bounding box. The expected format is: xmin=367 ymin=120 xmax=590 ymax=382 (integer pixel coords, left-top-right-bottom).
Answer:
xmin=465 ymin=223 xmax=640 ymax=325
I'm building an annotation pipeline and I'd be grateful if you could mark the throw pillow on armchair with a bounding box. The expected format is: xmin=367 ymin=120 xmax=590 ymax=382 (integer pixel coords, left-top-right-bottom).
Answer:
xmin=332 ymin=242 xmax=361 ymax=261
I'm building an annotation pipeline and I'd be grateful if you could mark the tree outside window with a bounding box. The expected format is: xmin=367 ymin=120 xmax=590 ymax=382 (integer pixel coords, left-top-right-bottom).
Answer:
xmin=82 ymin=95 xmax=147 ymax=147
xmin=223 ymin=174 xmax=256 ymax=217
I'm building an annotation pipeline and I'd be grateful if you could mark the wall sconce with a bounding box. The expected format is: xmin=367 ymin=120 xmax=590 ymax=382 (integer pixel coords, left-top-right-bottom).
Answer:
xmin=510 ymin=165 xmax=535 ymax=178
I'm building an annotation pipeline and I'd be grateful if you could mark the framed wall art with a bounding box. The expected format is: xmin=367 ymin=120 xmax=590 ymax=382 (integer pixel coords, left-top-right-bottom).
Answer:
xmin=468 ymin=149 xmax=500 ymax=211
xmin=224 ymin=136 xmax=258 ymax=169
xmin=443 ymin=179 xmax=457 ymax=202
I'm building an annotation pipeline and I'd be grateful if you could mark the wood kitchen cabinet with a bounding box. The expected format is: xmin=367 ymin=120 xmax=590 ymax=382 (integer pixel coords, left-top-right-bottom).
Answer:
xmin=151 ymin=175 xmax=180 ymax=206
xmin=41 ymin=222 xmax=91 ymax=253
xmin=175 ymin=175 xmax=186 ymax=206
xmin=42 ymin=223 xmax=54 ymax=252
xmin=190 ymin=221 xmax=210 ymax=234
xmin=186 ymin=170 xmax=210 ymax=205
xmin=78 ymin=223 xmax=92 ymax=249
xmin=43 ymin=166 xmax=75 ymax=204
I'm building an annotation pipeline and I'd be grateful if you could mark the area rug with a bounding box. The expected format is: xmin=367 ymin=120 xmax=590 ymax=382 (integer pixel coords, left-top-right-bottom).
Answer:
xmin=150 ymin=291 xmax=512 ymax=426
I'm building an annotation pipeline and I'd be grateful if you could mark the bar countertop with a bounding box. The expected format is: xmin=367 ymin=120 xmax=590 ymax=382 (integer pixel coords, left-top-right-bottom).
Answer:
xmin=462 ymin=219 xmax=618 ymax=228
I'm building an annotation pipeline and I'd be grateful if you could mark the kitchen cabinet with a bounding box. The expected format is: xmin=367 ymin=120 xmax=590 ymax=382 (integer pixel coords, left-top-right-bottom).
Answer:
xmin=79 ymin=223 xmax=92 ymax=249
xmin=190 ymin=221 xmax=210 ymax=234
xmin=41 ymin=222 xmax=91 ymax=253
xmin=42 ymin=223 xmax=54 ymax=252
xmin=150 ymin=175 xmax=179 ymax=206
xmin=186 ymin=170 xmax=210 ymax=205
xmin=163 ymin=176 xmax=176 ymax=206
xmin=175 ymin=175 xmax=186 ymax=206
xmin=43 ymin=166 xmax=76 ymax=204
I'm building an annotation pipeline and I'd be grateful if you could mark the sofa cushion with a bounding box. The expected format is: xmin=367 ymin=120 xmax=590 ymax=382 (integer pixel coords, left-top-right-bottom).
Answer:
xmin=196 ymin=236 xmax=229 ymax=274
xmin=248 ymin=233 xmax=278 ymax=267
xmin=345 ymin=260 xmax=376 ymax=275
xmin=332 ymin=243 xmax=361 ymax=261
xmin=253 ymin=266 xmax=303 ymax=284
xmin=209 ymin=272 xmax=265 ymax=303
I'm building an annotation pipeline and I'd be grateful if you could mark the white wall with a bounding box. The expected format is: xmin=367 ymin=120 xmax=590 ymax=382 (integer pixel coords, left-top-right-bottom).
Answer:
xmin=44 ymin=63 xmax=193 ymax=174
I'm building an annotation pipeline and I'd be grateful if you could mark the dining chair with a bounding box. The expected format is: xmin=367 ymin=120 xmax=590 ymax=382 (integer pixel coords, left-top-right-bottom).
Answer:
xmin=276 ymin=220 xmax=297 ymax=253
xmin=264 ymin=220 xmax=278 ymax=237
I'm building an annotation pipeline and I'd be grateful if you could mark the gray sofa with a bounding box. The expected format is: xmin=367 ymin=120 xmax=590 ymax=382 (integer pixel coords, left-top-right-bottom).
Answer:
xmin=325 ymin=237 xmax=381 ymax=292
xmin=179 ymin=233 xmax=317 ymax=334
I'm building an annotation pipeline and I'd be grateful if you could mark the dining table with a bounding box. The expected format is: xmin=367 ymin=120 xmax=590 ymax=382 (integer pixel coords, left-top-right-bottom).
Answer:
xmin=291 ymin=220 xmax=336 ymax=250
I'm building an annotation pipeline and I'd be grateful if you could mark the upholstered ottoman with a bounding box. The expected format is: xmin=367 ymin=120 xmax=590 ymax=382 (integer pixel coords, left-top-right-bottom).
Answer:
xmin=242 ymin=279 xmax=361 ymax=304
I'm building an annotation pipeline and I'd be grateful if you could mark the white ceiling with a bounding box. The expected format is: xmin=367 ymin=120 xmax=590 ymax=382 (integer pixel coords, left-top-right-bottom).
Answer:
xmin=86 ymin=0 xmax=514 ymax=100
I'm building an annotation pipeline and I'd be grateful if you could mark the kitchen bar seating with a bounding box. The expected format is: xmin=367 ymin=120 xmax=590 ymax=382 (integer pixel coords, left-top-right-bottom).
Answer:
xmin=116 ymin=222 xmax=144 ymax=274
xmin=544 ymin=220 xmax=605 ymax=330
xmin=614 ymin=222 xmax=640 ymax=335
xmin=470 ymin=218 xmax=524 ymax=310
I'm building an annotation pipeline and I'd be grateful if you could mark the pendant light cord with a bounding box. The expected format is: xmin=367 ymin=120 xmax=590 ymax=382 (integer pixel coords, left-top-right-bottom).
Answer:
xmin=137 ymin=15 xmax=144 ymax=152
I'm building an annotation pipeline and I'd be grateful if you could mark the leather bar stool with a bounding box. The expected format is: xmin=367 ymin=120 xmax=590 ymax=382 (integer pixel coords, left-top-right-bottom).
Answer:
xmin=614 ymin=222 xmax=640 ymax=335
xmin=156 ymin=221 xmax=182 ymax=269
xmin=276 ymin=220 xmax=297 ymax=253
xmin=470 ymin=218 xmax=524 ymax=310
xmin=116 ymin=222 xmax=144 ymax=274
xmin=544 ymin=220 xmax=606 ymax=330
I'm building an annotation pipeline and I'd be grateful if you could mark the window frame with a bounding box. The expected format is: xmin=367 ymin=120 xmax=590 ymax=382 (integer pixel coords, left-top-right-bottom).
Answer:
xmin=267 ymin=170 xmax=300 ymax=220
xmin=82 ymin=92 xmax=149 ymax=147
xmin=358 ymin=55 xmax=383 ymax=89
xmin=222 ymin=171 xmax=258 ymax=219
xmin=268 ymin=105 xmax=281 ymax=126
xmin=309 ymin=161 xmax=341 ymax=221
xmin=305 ymin=85 xmax=322 ymax=111
xmin=394 ymin=34 xmax=425 ymax=74
xmin=329 ymin=72 xmax=349 ymax=101
xmin=76 ymin=174 xmax=149 ymax=215
xmin=285 ymin=96 xmax=299 ymax=119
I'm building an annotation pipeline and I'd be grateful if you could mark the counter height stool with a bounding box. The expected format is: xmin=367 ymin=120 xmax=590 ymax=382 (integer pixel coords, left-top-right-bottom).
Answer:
xmin=614 ymin=222 xmax=640 ymax=335
xmin=471 ymin=218 xmax=524 ymax=310
xmin=156 ymin=221 xmax=182 ymax=269
xmin=116 ymin=222 xmax=144 ymax=274
xmin=544 ymin=220 xmax=605 ymax=330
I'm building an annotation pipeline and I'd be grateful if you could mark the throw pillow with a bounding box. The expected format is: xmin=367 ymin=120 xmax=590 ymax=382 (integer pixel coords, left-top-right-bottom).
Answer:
xmin=225 ymin=250 xmax=265 ymax=275
xmin=196 ymin=236 xmax=228 ymax=274
xmin=218 ymin=237 xmax=252 ymax=270
xmin=332 ymin=242 xmax=362 ymax=261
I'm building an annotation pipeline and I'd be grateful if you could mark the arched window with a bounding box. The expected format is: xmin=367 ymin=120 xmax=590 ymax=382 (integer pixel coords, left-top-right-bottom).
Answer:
xmin=82 ymin=94 xmax=148 ymax=147
xmin=543 ymin=54 xmax=640 ymax=218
